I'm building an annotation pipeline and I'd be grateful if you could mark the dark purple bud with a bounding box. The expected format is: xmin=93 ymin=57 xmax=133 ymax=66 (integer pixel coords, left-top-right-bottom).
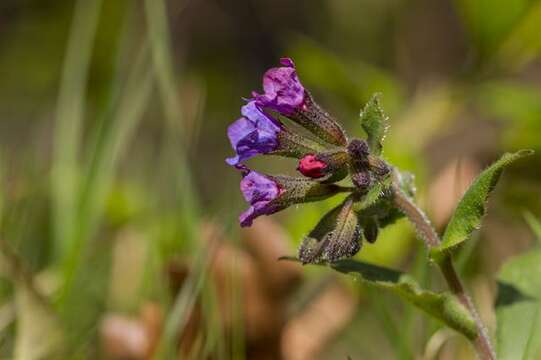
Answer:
xmin=348 ymin=138 xmax=372 ymax=190
xmin=254 ymin=58 xmax=347 ymax=146
xmin=351 ymin=170 xmax=372 ymax=190
xmin=237 ymin=167 xmax=349 ymax=227
xmin=347 ymin=138 xmax=370 ymax=160
xmin=363 ymin=218 xmax=379 ymax=244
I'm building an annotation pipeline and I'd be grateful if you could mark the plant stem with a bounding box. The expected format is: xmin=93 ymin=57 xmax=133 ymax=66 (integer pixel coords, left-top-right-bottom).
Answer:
xmin=391 ymin=181 xmax=496 ymax=360
xmin=439 ymin=256 xmax=495 ymax=359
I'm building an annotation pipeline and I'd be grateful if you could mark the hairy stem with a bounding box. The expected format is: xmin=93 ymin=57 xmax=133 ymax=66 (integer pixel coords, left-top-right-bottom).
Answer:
xmin=391 ymin=180 xmax=496 ymax=360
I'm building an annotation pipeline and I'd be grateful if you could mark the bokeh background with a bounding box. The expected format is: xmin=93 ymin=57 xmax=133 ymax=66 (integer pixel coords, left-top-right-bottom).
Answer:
xmin=1 ymin=0 xmax=541 ymax=359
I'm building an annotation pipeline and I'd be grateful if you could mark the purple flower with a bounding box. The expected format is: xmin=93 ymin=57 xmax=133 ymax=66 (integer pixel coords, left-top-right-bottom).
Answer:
xmin=226 ymin=101 xmax=282 ymax=166
xmin=253 ymin=57 xmax=347 ymax=146
xmin=236 ymin=166 xmax=349 ymax=227
xmin=239 ymin=169 xmax=283 ymax=227
xmin=253 ymin=58 xmax=306 ymax=115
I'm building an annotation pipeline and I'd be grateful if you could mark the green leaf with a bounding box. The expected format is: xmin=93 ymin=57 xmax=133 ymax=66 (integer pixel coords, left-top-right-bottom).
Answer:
xmin=354 ymin=174 xmax=392 ymax=212
xmin=360 ymin=93 xmax=388 ymax=156
xmin=431 ymin=150 xmax=533 ymax=260
xmin=353 ymin=172 xmax=409 ymax=230
xmin=330 ymin=259 xmax=478 ymax=339
xmin=496 ymin=249 xmax=541 ymax=360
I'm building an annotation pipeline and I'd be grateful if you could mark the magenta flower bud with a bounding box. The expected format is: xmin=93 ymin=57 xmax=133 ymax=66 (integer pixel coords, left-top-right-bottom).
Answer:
xmin=297 ymin=150 xmax=349 ymax=182
xmin=297 ymin=154 xmax=327 ymax=178
xmin=237 ymin=167 xmax=349 ymax=227
xmin=254 ymin=58 xmax=347 ymax=146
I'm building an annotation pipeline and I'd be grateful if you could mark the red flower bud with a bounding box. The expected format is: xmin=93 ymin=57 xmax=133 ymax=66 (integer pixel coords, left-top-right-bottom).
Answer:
xmin=297 ymin=154 xmax=328 ymax=178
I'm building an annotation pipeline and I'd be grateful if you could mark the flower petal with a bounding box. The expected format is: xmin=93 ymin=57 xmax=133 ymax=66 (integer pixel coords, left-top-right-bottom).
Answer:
xmin=227 ymin=117 xmax=256 ymax=150
xmin=240 ymin=171 xmax=281 ymax=204
xmin=254 ymin=60 xmax=305 ymax=115
xmin=279 ymin=57 xmax=295 ymax=67
xmin=241 ymin=101 xmax=281 ymax=129
xmin=226 ymin=101 xmax=282 ymax=166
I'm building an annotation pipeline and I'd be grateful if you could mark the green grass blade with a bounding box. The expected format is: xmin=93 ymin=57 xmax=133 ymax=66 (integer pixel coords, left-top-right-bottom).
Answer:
xmin=144 ymin=0 xmax=182 ymax=126
xmin=144 ymin=0 xmax=200 ymax=252
xmin=59 ymin=43 xmax=154 ymax=304
xmin=51 ymin=0 xmax=103 ymax=260
xmin=524 ymin=211 xmax=541 ymax=244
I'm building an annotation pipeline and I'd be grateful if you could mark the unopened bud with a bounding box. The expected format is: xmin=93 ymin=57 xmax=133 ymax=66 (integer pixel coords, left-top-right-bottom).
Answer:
xmin=298 ymin=154 xmax=327 ymax=178
xmin=297 ymin=150 xmax=349 ymax=181
xmin=348 ymin=139 xmax=372 ymax=191
xmin=363 ymin=218 xmax=379 ymax=244
xmin=299 ymin=197 xmax=362 ymax=264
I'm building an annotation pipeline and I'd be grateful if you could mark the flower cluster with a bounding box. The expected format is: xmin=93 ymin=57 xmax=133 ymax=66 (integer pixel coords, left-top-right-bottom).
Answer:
xmin=227 ymin=58 xmax=409 ymax=264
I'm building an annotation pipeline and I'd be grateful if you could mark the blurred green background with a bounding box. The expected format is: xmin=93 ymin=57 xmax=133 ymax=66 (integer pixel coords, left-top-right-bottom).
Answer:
xmin=0 ymin=0 xmax=541 ymax=359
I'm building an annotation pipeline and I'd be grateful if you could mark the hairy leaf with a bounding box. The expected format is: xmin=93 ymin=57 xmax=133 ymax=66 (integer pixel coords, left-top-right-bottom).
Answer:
xmin=496 ymin=249 xmax=541 ymax=360
xmin=331 ymin=259 xmax=477 ymax=339
xmin=354 ymin=174 xmax=392 ymax=212
xmin=360 ymin=93 xmax=388 ymax=156
xmin=354 ymin=173 xmax=407 ymax=229
xmin=431 ymin=150 xmax=533 ymax=260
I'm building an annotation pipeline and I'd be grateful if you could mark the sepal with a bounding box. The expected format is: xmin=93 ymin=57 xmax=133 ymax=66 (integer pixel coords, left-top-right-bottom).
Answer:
xmin=273 ymin=130 xmax=327 ymax=159
xmin=299 ymin=197 xmax=363 ymax=264
xmin=289 ymin=91 xmax=348 ymax=146
xmin=271 ymin=175 xmax=348 ymax=205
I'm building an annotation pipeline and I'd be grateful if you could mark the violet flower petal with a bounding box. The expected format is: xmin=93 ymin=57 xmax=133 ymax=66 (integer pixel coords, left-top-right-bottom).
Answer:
xmin=254 ymin=59 xmax=305 ymax=115
xmin=238 ymin=170 xmax=282 ymax=227
xmin=226 ymin=101 xmax=281 ymax=165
